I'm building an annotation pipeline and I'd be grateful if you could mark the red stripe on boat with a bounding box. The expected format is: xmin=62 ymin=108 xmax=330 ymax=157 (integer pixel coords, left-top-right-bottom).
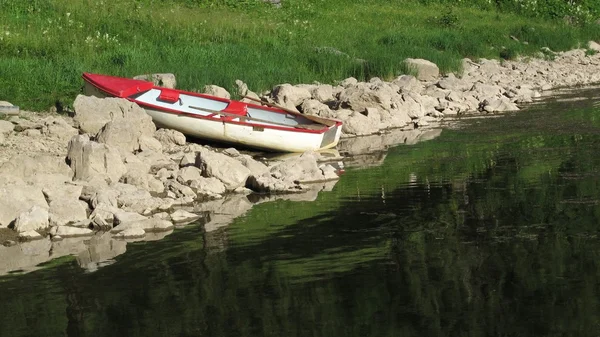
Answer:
xmin=83 ymin=73 xmax=154 ymax=98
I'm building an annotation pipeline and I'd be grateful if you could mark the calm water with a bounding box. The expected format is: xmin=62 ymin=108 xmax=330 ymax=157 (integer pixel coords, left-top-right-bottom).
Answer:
xmin=1 ymin=87 xmax=600 ymax=337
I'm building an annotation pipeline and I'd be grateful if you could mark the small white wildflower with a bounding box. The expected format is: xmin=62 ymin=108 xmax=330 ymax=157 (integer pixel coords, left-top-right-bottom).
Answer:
xmin=66 ymin=12 xmax=71 ymax=17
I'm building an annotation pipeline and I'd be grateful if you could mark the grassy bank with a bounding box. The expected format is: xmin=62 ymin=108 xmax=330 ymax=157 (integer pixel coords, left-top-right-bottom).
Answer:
xmin=0 ymin=0 xmax=599 ymax=111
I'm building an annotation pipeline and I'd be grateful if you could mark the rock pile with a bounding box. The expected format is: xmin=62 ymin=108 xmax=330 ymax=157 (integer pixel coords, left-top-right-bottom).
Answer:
xmin=199 ymin=44 xmax=600 ymax=137
xmin=0 ymin=95 xmax=341 ymax=247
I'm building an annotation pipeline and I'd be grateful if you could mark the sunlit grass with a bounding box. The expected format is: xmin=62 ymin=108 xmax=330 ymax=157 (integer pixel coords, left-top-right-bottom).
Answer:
xmin=0 ymin=0 xmax=598 ymax=110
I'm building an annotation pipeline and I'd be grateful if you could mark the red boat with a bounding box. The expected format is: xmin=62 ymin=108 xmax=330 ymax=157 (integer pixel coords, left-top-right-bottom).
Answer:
xmin=83 ymin=73 xmax=342 ymax=152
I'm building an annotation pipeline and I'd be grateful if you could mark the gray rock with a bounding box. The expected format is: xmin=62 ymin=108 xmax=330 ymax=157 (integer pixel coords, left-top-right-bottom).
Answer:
xmin=0 ymin=120 xmax=14 ymax=135
xmin=111 ymin=218 xmax=174 ymax=233
xmin=236 ymin=155 xmax=270 ymax=177
xmin=22 ymin=129 xmax=41 ymax=137
xmin=189 ymin=176 xmax=226 ymax=196
xmin=43 ymin=184 xmax=82 ymax=203
xmin=67 ymin=135 xmax=127 ymax=183
xmin=19 ymin=230 xmax=43 ymax=241
xmin=270 ymin=84 xmax=312 ymax=111
xmin=13 ymin=206 xmax=49 ymax=233
xmin=482 ymin=97 xmax=519 ymax=112
xmin=42 ymin=119 xmax=78 ymax=141
xmin=73 ymin=95 xmax=132 ymax=134
xmin=113 ymin=227 xmax=146 ymax=239
xmin=178 ymin=166 xmax=203 ymax=183
xmin=203 ymin=85 xmax=231 ymax=99
xmin=195 ymin=148 xmax=251 ymax=190
xmin=136 ymin=150 xmax=179 ymax=172
xmin=404 ymin=58 xmax=440 ymax=81
xmin=170 ymin=210 xmax=200 ymax=223
xmin=338 ymin=84 xmax=392 ymax=112
xmin=133 ymin=73 xmax=176 ymax=88
xmin=0 ymin=186 xmax=48 ymax=228
xmin=166 ymin=180 xmax=197 ymax=200
xmin=154 ymin=128 xmax=186 ymax=148
xmin=437 ymin=73 xmax=471 ymax=91
xmin=95 ymin=100 xmax=156 ymax=155
xmin=0 ymin=154 xmax=73 ymax=185
xmin=311 ymin=85 xmax=334 ymax=102
xmin=49 ymin=199 xmax=88 ymax=227
xmin=12 ymin=118 xmax=43 ymax=132
xmin=391 ymin=75 xmax=422 ymax=93
xmin=270 ymin=152 xmax=330 ymax=183
xmin=113 ymin=210 xmax=147 ymax=225
xmin=246 ymin=174 xmax=304 ymax=193
xmin=339 ymin=77 xmax=358 ymax=88
xmin=301 ymin=100 xmax=335 ymax=118
xmin=121 ymin=160 xmax=152 ymax=191
xmin=51 ymin=226 xmax=94 ymax=238
xmin=469 ymin=82 xmax=503 ymax=100
xmin=588 ymin=41 xmax=600 ymax=52
xmin=138 ymin=136 xmax=163 ymax=153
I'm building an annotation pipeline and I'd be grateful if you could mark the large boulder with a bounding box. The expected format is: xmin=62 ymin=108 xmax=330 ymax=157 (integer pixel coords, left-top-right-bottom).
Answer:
xmin=469 ymin=82 xmax=504 ymax=101
xmin=0 ymin=186 xmax=48 ymax=228
xmin=341 ymin=111 xmax=380 ymax=136
xmin=111 ymin=218 xmax=174 ymax=234
xmin=50 ymin=226 xmax=94 ymax=238
xmin=189 ymin=176 xmax=226 ymax=197
xmin=177 ymin=166 xmax=203 ymax=183
xmin=41 ymin=116 xmax=79 ymax=142
xmin=338 ymin=83 xmax=392 ymax=112
xmin=0 ymin=154 xmax=73 ymax=185
xmin=66 ymin=134 xmax=127 ymax=184
xmin=0 ymin=120 xmax=14 ymax=136
xmin=311 ymin=84 xmax=335 ymax=102
xmin=154 ymin=128 xmax=186 ymax=148
xmin=95 ymin=100 xmax=156 ymax=155
xmin=235 ymin=80 xmax=261 ymax=103
xmin=404 ymin=58 xmax=440 ymax=81
xmin=133 ymin=73 xmax=177 ymax=89
xmin=49 ymin=199 xmax=89 ymax=227
xmin=203 ymin=85 xmax=231 ymax=99
xmin=195 ymin=149 xmax=251 ymax=190
xmin=437 ymin=73 xmax=471 ymax=91
xmin=481 ymin=97 xmax=519 ymax=112
xmin=270 ymin=84 xmax=312 ymax=111
xmin=72 ymin=95 xmax=132 ymax=134
xmin=301 ymin=100 xmax=336 ymax=118
xmin=391 ymin=75 xmax=422 ymax=93
xmin=270 ymin=152 xmax=335 ymax=184
xmin=13 ymin=206 xmax=49 ymax=233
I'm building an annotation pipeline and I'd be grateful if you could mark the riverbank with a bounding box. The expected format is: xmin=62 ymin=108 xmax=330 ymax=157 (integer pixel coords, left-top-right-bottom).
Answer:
xmin=0 ymin=43 xmax=599 ymax=275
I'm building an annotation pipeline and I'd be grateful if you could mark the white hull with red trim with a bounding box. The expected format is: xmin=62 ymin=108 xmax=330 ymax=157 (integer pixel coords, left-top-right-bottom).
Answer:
xmin=82 ymin=73 xmax=342 ymax=152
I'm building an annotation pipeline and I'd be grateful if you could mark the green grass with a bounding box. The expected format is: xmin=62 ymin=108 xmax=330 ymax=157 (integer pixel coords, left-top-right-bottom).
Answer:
xmin=0 ymin=0 xmax=599 ymax=111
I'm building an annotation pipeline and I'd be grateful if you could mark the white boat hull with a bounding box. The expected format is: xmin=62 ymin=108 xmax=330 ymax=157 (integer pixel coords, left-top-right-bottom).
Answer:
xmin=145 ymin=107 xmax=342 ymax=152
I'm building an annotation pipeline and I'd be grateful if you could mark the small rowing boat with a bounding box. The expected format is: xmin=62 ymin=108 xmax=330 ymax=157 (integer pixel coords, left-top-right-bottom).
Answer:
xmin=82 ymin=73 xmax=343 ymax=152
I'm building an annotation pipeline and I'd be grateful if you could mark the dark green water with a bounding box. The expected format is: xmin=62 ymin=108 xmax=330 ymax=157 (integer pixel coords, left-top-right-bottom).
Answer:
xmin=2 ymin=87 xmax=600 ymax=337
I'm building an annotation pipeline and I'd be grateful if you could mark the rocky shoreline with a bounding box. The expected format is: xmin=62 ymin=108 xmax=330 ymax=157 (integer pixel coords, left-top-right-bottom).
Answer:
xmin=0 ymin=43 xmax=599 ymax=275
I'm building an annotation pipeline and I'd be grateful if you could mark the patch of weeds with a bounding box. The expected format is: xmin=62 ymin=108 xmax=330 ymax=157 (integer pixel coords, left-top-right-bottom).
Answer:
xmin=585 ymin=48 xmax=598 ymax=56
xmin=500 ymin=47 xmax=518 ymax=60
xmin=431 ymin=8 xmax=460 ymax=28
